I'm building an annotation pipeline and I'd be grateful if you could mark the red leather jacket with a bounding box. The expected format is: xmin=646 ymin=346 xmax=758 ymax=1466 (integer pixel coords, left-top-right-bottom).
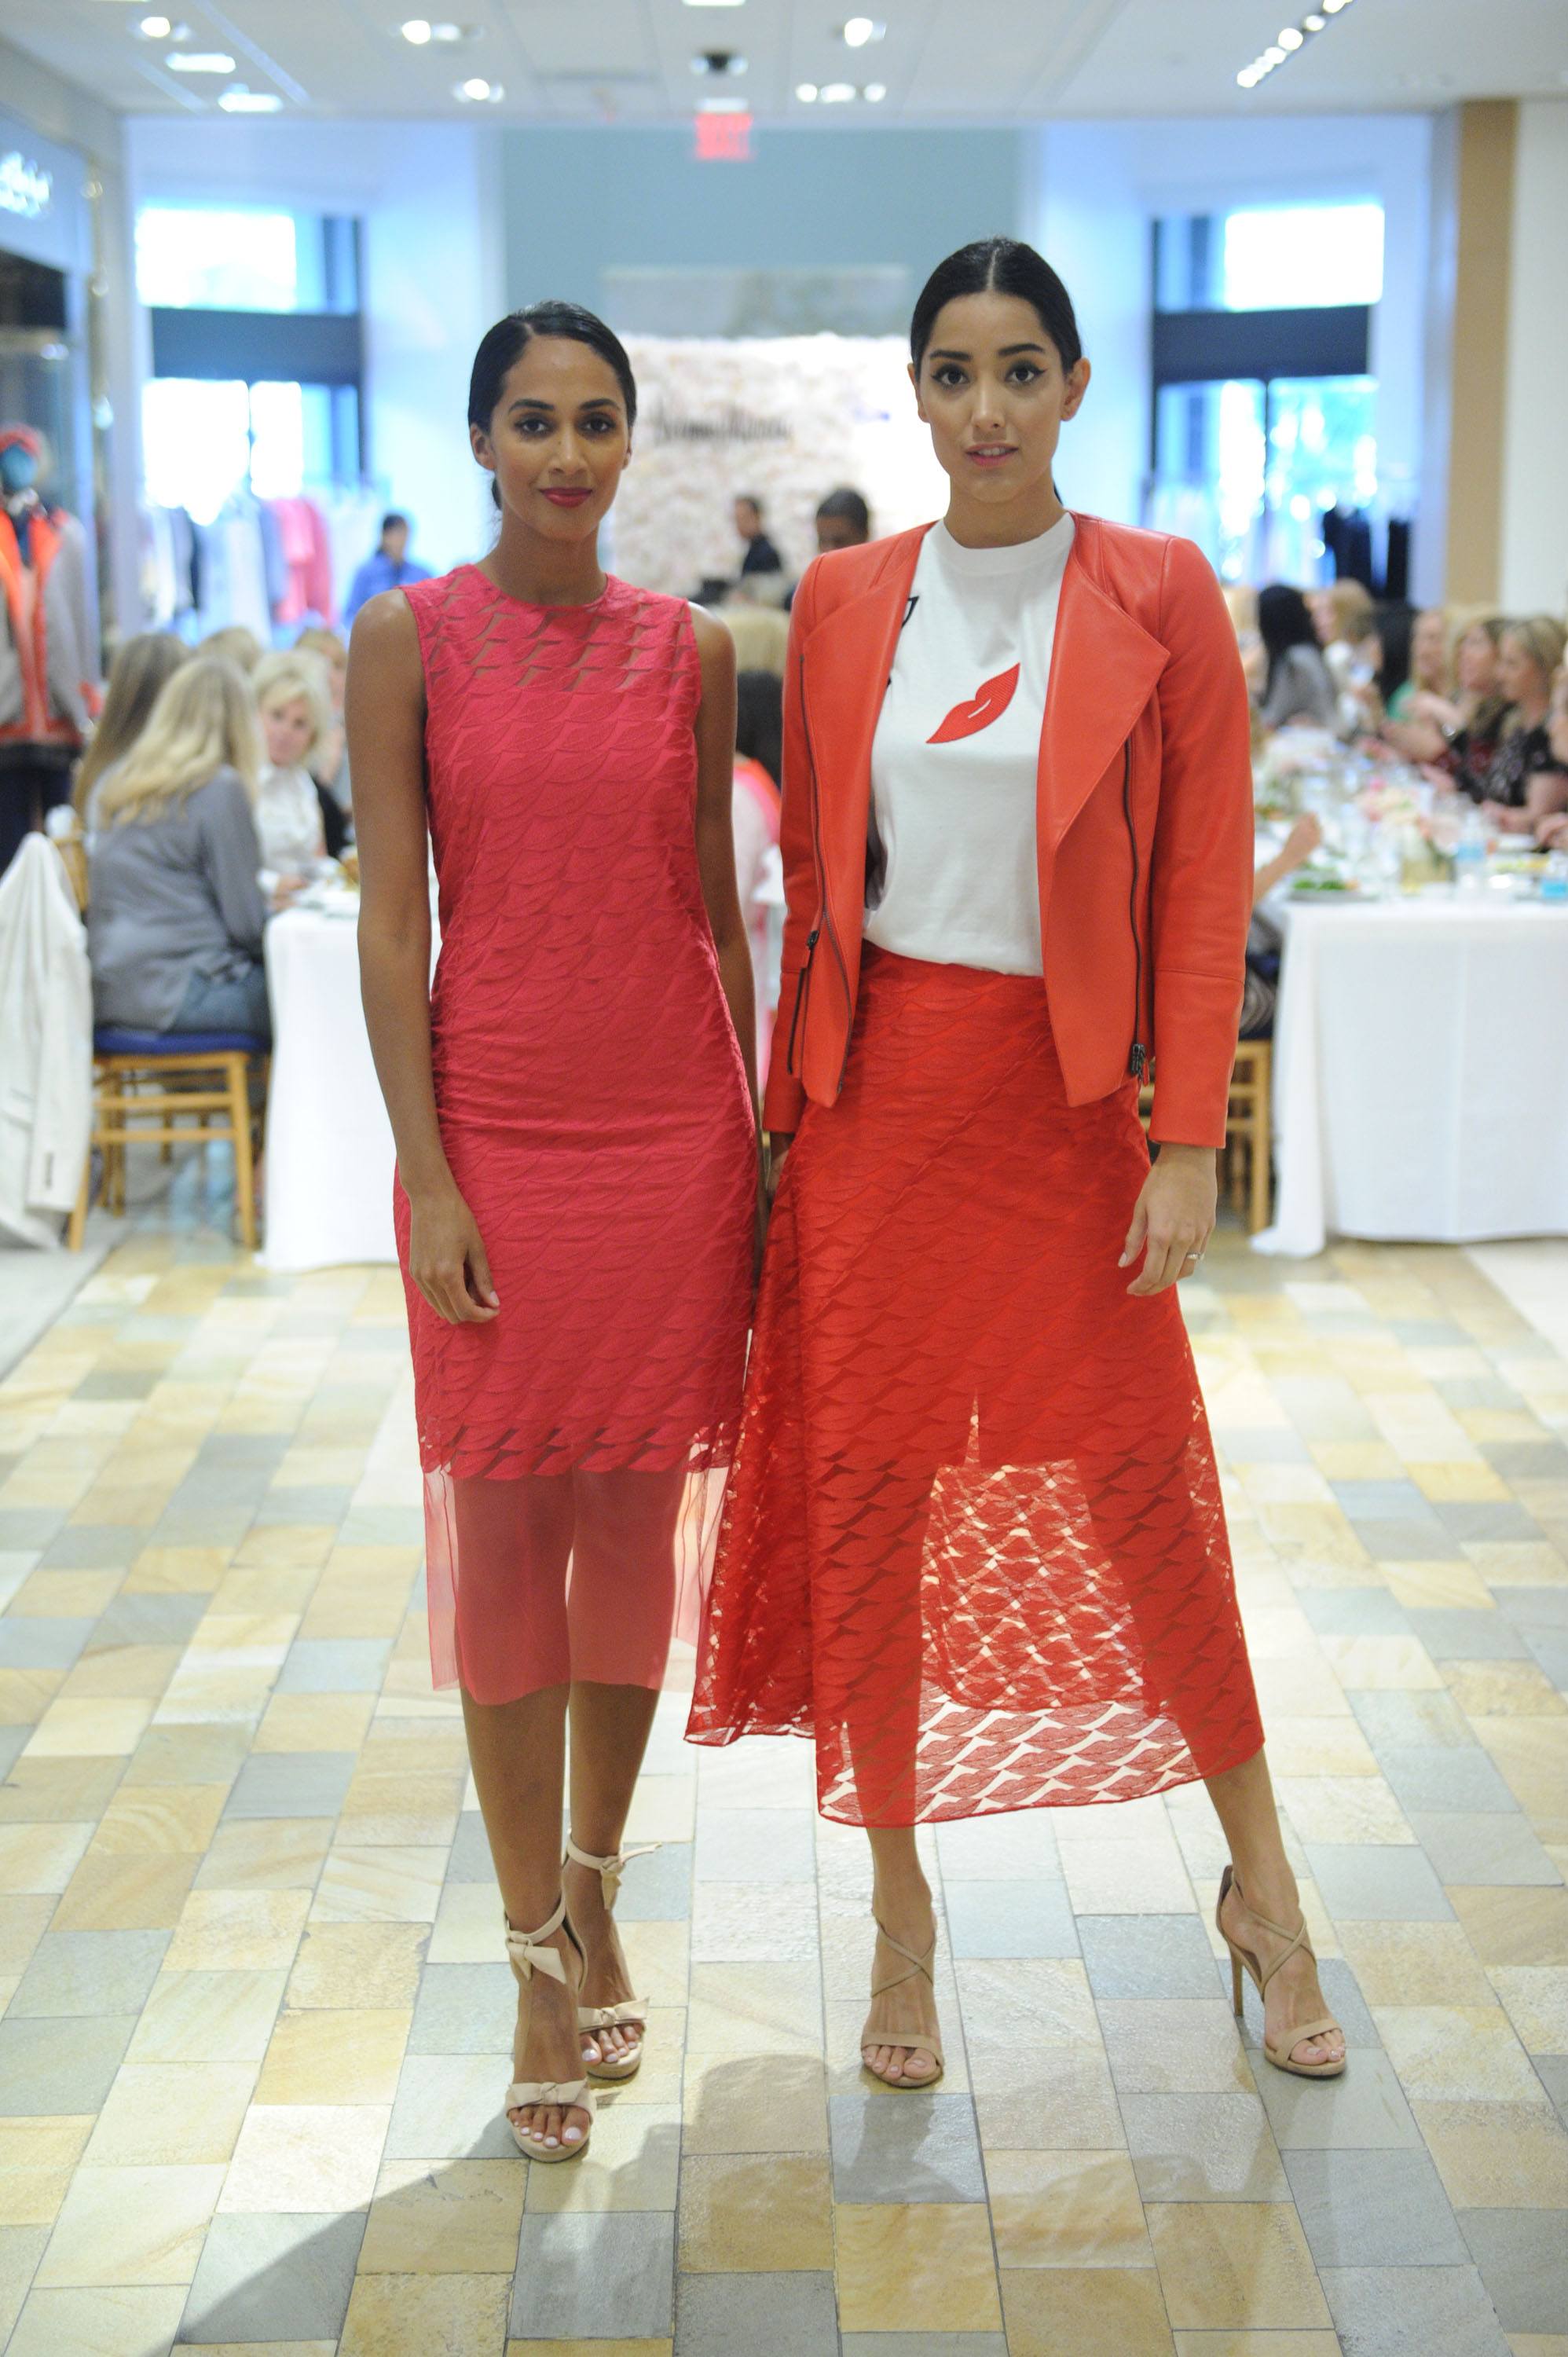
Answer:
xmin=761 ymin=513 xmax=1254 ymax=1150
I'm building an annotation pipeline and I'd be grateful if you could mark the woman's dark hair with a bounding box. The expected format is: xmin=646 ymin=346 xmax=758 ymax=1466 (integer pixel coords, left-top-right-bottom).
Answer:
xmin=1372 ymin=600 xmax=1414 ymax=706
xmin=1258 ymin=584 xmax=1322 ymax=694
xmin=910 ymin=237 xmax=1083 ymax=376
xmin=816 ymin=486 xmax=870 ymax=535
xmin=735 ymin=669 xmax=783 ymax=786
xmin=467 ymin=302 xmax=637 ymax=439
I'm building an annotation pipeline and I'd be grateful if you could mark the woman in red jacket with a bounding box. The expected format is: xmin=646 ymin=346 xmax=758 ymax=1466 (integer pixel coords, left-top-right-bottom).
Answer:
xmin=689 ymin=240 xmax=1343 ymax=2090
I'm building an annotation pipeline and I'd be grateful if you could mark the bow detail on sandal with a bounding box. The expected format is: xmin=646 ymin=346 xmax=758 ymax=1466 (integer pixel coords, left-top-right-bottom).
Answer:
xmin=564 ymin=1835 xmax=658 ymax=2082
xmin=504 ymin=1896 xmax=596 ymax=2159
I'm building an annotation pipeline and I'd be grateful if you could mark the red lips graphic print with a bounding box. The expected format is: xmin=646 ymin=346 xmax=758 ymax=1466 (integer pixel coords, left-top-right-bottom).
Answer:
xmin=927 ymin=662 xmax=1020 ymax=745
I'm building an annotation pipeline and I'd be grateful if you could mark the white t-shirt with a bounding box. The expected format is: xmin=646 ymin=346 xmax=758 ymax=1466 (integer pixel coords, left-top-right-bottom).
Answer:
xmin=865 ymin=512 xmax=1074 ymax=976
xmin=255 ymin=762 xmax=325 ymax=883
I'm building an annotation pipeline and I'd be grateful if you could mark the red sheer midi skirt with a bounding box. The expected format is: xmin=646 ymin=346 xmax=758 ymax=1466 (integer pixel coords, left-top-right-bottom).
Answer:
xmin=688 ymin=948 xmax=1263 ymax=1825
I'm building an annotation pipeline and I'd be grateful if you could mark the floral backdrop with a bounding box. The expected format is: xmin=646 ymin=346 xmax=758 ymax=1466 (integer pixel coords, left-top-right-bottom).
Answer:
xmin=607 ymin=334 xmax=949 ymax=597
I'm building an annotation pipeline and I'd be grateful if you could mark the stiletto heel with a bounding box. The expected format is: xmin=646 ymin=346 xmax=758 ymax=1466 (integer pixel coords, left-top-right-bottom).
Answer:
xmin=861 ymin=1918 xmax=944 ymax=2091
xmin=564 ymin=1834 xmax=658 ymax=2084
xmin=1231 ymin=1951 xmax=1245 ymax=2017
xmin=504 ymin=1896 xmax=596 ymax=2161
xmin=1216 ymin=1863 xmax=1345 ymax=2080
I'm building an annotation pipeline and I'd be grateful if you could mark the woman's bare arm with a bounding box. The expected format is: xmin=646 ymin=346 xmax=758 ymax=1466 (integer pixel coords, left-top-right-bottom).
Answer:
xmin=690 ymin=608 xmax=759 ymax=1116
xmin=347 ymin=591 xmax=497 ymax=1325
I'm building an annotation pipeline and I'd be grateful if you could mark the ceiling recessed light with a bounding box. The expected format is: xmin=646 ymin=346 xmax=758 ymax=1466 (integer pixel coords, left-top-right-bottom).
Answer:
xmin=863 ymin=80 xmax=886 ymax=100
xmin=455 ymin=74 xmax=502 ymax=100
xmin=218 ymin=87 xmax=282 ymax=109
xmin=795 ymin=80 xmax=819 ymax=100
xmin=820 ymin=80 xmax=855 ymax=101
xmin=137 ymin=13 xmax=171 ymax=34
xmin=1302 ymin=10 xmax=1326 ymax=25
xmin=400 ymin=16 xmax=431 ymax=38
xmin=842 ymin=16 xmax=885 ymax=44
xmin=427 ymin=21 xmax=471 ymax=39
xmin=1278 ymin=25 xmax=1303 ymax=47
xmin=167 ymin=50 xmax=235 ymax=70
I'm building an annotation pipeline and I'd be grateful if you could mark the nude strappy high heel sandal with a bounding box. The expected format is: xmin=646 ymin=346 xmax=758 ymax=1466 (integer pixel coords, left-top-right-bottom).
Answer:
xmin=563 ymin=1834 xmax=658 ymax=2084
xmin=861 ymin=1918 xmax=945 ymax=2090
xmin=504 ymin=1896 xmax=597 ymax=2160
xmin=1216 ymin=1864 xmax=1346 ymax=2080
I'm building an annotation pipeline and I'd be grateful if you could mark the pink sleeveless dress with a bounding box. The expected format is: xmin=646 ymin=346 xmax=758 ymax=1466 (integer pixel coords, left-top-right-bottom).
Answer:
xmin=397 ymin=566 xmax=756 ymax=1699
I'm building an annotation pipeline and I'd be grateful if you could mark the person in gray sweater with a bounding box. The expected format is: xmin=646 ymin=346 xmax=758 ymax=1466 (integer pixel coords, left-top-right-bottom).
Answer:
xmin=1256 ymin=584 xmax=1341 ymax=732
xmin=87 ymin=655 xmax=271 ymax=1042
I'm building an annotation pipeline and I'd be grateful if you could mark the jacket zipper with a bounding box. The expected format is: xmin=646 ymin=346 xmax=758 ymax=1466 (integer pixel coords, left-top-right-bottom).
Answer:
xmin=786 ymin=655 xmax=852 ymax=1088
xmin=1122 ymin=739 xmax=1147 ymax=1081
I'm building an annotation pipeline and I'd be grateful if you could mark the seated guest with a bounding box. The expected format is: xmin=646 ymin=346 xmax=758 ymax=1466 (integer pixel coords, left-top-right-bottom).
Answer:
xmin=73 ymin=632 xmax=189 ymax=825
xmin=1537 ymin=669 xmax=1568 ymax=850
xmin=1256 ymin=585 xmax=1340 ymax=731
xmin=199 ymin=625 xmax=262 ymax=676
xmin=1361 ymin=602 xmax=1415 ymax=730
xmin=1387 ymin=606 xmax=1447 ymax=721
xmin=1383 ymin=614 xmax=1505 ymax=768
xmin=252 ymin=650 xmax=333 ymax=895
xmin=295 ymin=624 xmax=351 ymax=852
xmin=1242 ymin=815 xmax=1323 ymax=1038
xmin=815 ymin=487 xmax=871 ymax=555
xmin=1469 ymin=617 xmax=1568 ymax=834
xmin=87 ymin=656 xmax=270 ymax=1044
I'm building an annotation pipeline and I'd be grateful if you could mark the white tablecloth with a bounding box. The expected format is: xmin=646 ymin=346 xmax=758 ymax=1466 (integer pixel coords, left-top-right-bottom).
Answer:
xmin=1256 ymin=894 xmax=1568 ymax=1258
xmin=262 ymin=905 xmax=402 ymax=1272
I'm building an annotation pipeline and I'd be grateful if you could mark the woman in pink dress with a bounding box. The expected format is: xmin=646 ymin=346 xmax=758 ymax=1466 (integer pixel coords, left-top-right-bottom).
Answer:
xmin=350 ymin=304 xmax=757 ymax=2163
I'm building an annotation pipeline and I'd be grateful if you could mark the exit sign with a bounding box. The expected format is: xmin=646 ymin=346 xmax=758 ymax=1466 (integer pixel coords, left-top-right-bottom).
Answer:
xmin=694 ymin=111 xmax=752 ymax=161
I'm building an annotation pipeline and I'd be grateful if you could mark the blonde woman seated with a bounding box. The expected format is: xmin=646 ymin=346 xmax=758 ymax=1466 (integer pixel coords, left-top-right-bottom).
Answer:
xmin=87 ymin=656 xmax=270 ymax=1044
xmin=252 ymin=649 xmax=334 ymax=901
xmin=73 ymin=632 xmax=189 ymax=830
xmin=295 ymin=625 xmax=352 ymax=849
xmin=1474 ymin=618 xmax=1568 ymax=838
xmin=1381 ymin=615 xmax=1505 ymax=769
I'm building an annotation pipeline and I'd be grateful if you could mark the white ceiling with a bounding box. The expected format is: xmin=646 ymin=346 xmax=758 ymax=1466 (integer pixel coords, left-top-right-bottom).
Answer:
xmin=5 ymin=0 xmax=1567 ymax=124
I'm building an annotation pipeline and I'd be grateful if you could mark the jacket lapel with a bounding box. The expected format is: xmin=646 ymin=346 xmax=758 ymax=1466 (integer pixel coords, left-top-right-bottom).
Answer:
xmin=1039 ymin=522 xmax=1169 ymax=847
xmin=798 ymin=527 xmax=928 ymax=926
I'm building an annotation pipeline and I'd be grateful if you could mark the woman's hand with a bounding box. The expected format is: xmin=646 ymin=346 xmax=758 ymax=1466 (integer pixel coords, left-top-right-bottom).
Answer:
xmin=407 ymin=1181 xmax=500 ymax=1323
xmin=1120 ymin=1143 xmax=1218 ymax=1297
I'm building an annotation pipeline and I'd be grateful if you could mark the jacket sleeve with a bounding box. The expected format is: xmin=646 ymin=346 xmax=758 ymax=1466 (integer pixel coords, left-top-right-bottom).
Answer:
xmin=760 ymin=556 xmax=823 ymax=1134
xmin=200 ymin=772 xmax=269 ymax=959
xmin=1148 ymin=536 xmax=1254 ymax=1149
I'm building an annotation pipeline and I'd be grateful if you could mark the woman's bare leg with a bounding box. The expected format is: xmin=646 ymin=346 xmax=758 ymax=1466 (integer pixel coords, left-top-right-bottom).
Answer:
xmin=562 ymin=1468 xmax=684 ymax=2064
xmin=1207 ymin=1747 xmax=1346 ymax=2069
xmin=461 ymin=1683 xmax=592 ymax=2150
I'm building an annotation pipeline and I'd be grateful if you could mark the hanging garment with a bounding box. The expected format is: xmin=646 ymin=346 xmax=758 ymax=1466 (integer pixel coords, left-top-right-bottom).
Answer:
xmin=0 ymin=505 xmax=100 ymax=747
xmin=0 ymin=833 xmax=93 ymax=1248
xmin=269 ymin=497 xmax=335 ymax=625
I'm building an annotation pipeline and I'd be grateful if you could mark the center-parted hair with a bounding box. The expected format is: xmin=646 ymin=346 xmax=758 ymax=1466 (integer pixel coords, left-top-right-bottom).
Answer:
xmin=467 ymin=302 xmax=638 ymax=437
xmin=910 ymin=238 xmax=1083 ymax=376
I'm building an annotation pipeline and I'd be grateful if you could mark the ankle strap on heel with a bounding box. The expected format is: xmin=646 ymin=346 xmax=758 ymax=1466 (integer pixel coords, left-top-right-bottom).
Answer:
xmin=504 ymin=1893 xmax=572 ymax=1985
xmin=564 ymin=1835 xmax=659 ymax=1909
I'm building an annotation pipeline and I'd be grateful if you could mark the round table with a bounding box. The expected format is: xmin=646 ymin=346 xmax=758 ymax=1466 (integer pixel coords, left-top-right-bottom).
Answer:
xmin=262 ymin=902 xmax=405 ymax=1271
xmin=1254 ymin=891 xmax=1568 ymax=1257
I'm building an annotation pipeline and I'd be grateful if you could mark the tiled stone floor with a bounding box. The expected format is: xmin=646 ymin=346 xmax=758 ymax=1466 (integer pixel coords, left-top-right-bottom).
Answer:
xmin=1 ymin=1211 xmax=1566 ymax=2356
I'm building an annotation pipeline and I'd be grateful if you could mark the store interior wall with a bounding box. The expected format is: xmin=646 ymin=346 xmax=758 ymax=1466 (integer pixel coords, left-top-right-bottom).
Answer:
xmin=500 ymin=125 xmax=1033 ymax=328
xmin=1500 ymin=99 xmax=1568 ymax=614
xmin=125 ymin=116 xmax=506 ymax=578
xmin=0 ymin=37 xmax=141 ymax=640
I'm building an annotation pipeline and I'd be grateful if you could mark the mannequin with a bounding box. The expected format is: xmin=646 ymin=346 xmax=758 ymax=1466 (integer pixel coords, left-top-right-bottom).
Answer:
xmin=0 ymin=425 xmax=101 ymax=875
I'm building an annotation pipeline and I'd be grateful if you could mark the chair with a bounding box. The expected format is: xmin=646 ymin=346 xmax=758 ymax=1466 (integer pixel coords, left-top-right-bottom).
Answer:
xmin=68 ymin=1028 xmax=268 ymax=1253
xmin=1136 ymin=1038 xmax=1274 ymax=1235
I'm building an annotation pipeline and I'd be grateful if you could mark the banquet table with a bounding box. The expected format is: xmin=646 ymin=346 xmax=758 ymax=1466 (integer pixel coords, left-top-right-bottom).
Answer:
xmin=1255 ymin=892 xmax=1568 ymax=1259
xmin=262 ymin=902 xmax=407 ymax=1272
